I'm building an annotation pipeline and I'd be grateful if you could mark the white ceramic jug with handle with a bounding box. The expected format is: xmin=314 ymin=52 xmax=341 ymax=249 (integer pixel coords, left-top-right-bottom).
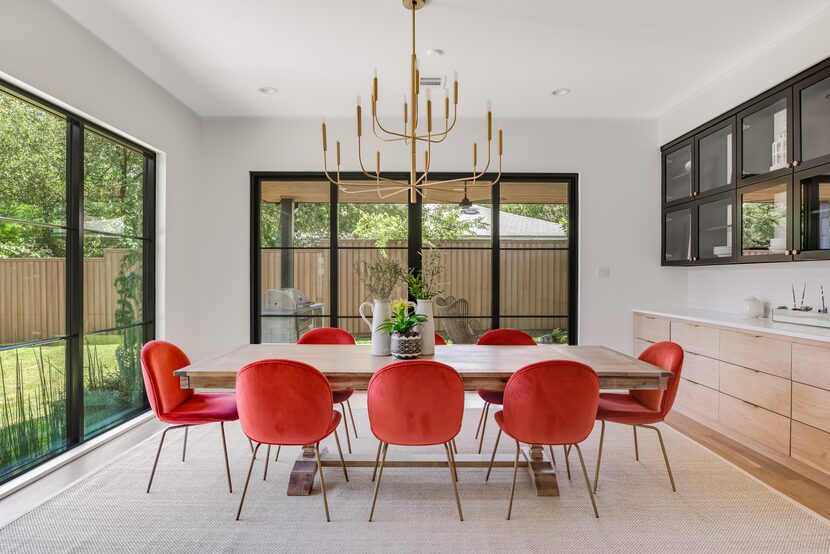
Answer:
xmin=359 ymin=299 xmax=392 ymax=356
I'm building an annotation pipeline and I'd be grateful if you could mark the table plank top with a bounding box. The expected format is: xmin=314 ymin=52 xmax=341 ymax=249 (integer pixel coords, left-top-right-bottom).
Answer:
xmin=174 ymin=344 xmax=672 ymax=391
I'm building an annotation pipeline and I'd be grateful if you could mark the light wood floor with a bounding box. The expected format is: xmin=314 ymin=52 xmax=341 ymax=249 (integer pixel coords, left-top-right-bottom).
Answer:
xmin=666 ymin=412 xmax=830 ymax=520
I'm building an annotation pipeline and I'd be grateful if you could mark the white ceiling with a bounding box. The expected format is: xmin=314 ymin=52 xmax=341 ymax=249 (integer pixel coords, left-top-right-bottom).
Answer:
xmin=51 ymin=0 xmax=830 ymax=119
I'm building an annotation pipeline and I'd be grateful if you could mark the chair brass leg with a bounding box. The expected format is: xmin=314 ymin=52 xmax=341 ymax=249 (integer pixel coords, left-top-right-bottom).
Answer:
xmin=274 ymin=445 xmax=281 ymax=462
xmin=371 ymin=441 xmax=382 ymax=482
xmin=593 ymin=420 xmax=605 ymax=494
xmin=485 ymin=428 xmax=503 ymax=481
xmin=340 ymin=404 xmax=352 ymax=454
xmin=444 ymin=442 xmax=464 ymax=521
xmin=477 ymin=403 xmax=490 ymax=454
xmin=633 ymin=425 xmax=639 ymax=461
xmin=333 ymin=429 xmax=349 ymax=481
xmin=563 ymin=444 xmax=572 ymax=480
xmin=369 ymin=442 xmax=389 ymax=522
xmin=573 ymin=444 xmax=599 ymax=518
xmin=548 ymin=445 xmax=557 ymax=466
xmin=507 ymin=440 xmax=521 ymax=520
xmin=641 ymin=424 xmax=676 ymax=491
xmin=182 ymin=426 xmax=188 ymax=462
xmin=447 ymin=440 xmax=459 ymax=482
xmin=451 ymin=438 xmax=458 ymax=454
xmin=147 ymin=424 xmax=186 ymax=493
xmin=474 ymin=402 xmax=487 ymax=439
xmin=346 ymin=399 xmax=358 ymax=439
xmin=248 ymin=438 xmax=255 ymax=459
xmin=236 ymin=443 xmax=261 ymax=521
xmin=315 ymin=443 xmax=331 ymax=522
xmin=219 ymin=422 xmax=233 ymax=493
xmin=263 ymin=445 xmax=271 ymax=480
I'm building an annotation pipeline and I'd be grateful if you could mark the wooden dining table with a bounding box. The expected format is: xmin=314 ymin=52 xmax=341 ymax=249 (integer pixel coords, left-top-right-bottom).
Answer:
xmin=174 ymin=343 xmax=672 ymax=497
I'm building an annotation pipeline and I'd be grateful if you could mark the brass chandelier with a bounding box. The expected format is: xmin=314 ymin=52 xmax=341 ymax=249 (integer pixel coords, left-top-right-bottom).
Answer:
xmin=321 ymin=0 xmax=503 ymax=203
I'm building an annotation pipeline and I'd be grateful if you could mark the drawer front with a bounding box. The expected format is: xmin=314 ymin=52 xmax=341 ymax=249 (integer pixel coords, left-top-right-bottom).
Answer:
xmin=718 ymin=393 xmax=790 ymax=455
xmin=719 ymin=330 xmax=791 ymax=379
xmin=633 ymin=338 xmax=653 ymax=357
xmin=792 ymin=343 xmax=830 ymax=391
xmin=674 ymin=378 xmax=718 ymax=424
xmin=670 ymin=321 xmax=719 ymax=358
xmin=792 ymin=382 xmax=830 ymax=434
xmin=683 ymin=352 xmax=719 ymax=389
xmin=634 ymin=314 xmax=670 ymax=343
xmin=791 ymin=421 xmax=830 ymax=474
xmin=719 ymin=361 xmax=791 ymax=417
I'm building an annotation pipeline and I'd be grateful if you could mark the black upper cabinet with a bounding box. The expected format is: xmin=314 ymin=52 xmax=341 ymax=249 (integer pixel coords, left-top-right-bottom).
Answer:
xmin=663 ymin=205 xmax=693 ymax=265
xmin=738 ymin=90 xmax=793 ymax=186
xmin=697 ymin=191 xmax=736 ymax=264
xmin=697 ymin=118 xmax=736 ymax=199
xmin=737 ymin=176 xmax=793 ymax=263
xmin=663 ymin=140 xmax=694 ymax=205
xmin=794 ymin=68 xmax=830 ymax=172
xmin=794 ymin=162 xmax=830 ymax=260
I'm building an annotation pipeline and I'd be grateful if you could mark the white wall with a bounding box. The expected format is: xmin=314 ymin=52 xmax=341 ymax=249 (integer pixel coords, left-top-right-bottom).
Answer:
xmin=0 ymin=0 xmax=203 ymax=354
xmin=199 ymin=117 xmax=685 ymax=356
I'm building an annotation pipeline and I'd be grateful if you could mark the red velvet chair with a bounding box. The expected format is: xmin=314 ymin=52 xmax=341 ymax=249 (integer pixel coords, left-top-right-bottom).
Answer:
xmin=485 ymin=360 xmax=600 ymax=519
xmin=140 ymin=340 xmax=239 ymax=494
xmin=593 ymin=341 xmax=684 ymax=493
xmin=474 ymin=329 xmax=537 ymax=454
xmin=367 ymin=360 xmax=465 ymax=521
xmin=434 ymin=333 xmax=447 ymax=346
xmin=235 ymin=359 xmax=348 ymax=522
xmin=297 ymin=328 xmax=359 ymax=454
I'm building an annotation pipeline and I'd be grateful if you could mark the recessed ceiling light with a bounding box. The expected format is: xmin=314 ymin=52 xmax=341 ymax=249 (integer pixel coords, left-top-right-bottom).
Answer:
xmin=551 ymin=88 xmax=571 ymax=96
xmin=426 ymin=48 xmax=445 ymax=57
xmin=258 ymin=86 xmax=278 ymax=95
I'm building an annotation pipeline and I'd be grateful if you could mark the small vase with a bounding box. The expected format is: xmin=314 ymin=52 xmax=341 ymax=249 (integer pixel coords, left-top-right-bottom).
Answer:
xmin=415 ymin=299 xmax=435 ymax=355
xmin=390 ymin=331 xmax=421 ymax=359
xmin=359 ymin=299 xmax=392 ymax=356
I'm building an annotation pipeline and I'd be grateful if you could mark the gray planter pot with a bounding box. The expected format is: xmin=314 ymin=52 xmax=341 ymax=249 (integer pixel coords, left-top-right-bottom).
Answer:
xmin=390 ymin=331 xmax=421 ymax=359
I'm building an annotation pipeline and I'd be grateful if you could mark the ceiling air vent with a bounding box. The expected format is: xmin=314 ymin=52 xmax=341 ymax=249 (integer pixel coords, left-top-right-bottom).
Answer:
xmin=420 ymin=75 xmax=446 ymax=88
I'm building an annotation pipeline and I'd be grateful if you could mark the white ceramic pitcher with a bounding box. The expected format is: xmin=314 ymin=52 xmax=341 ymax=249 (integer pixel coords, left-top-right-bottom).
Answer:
xmin=359 ymin=299 xmax=392 ymax=356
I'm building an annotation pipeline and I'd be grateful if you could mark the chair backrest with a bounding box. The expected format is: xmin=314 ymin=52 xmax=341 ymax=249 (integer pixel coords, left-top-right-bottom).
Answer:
xmin=477 ymin=328 xmax=537 ymax=346
xmin=435 ymin=296 xmax=480 ymax=344
xmin=502 ymin=360 xmax=599 ymax=445
xmin=140 ymin=340 xmax=194 ymax=418
xmin=236 ymin=359 xmax=334 ymax=445
xmin=298 ymin=327 xmax=356 ymax=345
xmin=368 ymin=360 xmax=464 ymax=446
xmin=434 ymin=333 xmax=447 ymax=346
xmin=631 ymin=341 xmax=684 ymax=416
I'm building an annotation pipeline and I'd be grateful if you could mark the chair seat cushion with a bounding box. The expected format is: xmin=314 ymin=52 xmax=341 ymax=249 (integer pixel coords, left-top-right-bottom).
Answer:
xmin=161 ymin=392 xmax=239 ymax=424
xmin=332 ymin=387 xmax=354 ymax=404
xmin=476 ymin=388 xmax=504 ymax=405
xmin=596 ymin=392 xmax=661 ymax=425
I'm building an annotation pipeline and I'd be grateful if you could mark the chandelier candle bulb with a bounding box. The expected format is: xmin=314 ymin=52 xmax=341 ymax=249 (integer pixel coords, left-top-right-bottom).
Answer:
xmin=376 ymin=151 xmax=380 ymax=175
xmin=321 ymin=118 xmax=327 ymax=151
xmin=473 ymin=142 xmax=478 ymax=168
xmin=444 ymin=90 xmax=449 ymax=119
xmin=426 ymin=89 xmax=432 ymax=132
xmin=498 ymin=127 xmax=503 ymax=156
xmin=336 ymin=141 xmax=341 ymax=166
xmin=373 ymin=67 xmax=378 ymax=100
xmin=356 ymin=102 xmax=362 ymax=137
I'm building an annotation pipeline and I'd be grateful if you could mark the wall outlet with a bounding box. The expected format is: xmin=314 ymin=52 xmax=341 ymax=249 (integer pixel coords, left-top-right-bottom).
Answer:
xmin=597 ymin=266 xmax=611 ymax=279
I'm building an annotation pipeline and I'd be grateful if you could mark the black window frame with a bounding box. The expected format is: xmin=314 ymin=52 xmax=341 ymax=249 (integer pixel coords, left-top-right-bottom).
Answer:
xmin=250 ymin=172 xmax=578 ymax=345
xmin=0 ymin=78 xmax=155 ymax=484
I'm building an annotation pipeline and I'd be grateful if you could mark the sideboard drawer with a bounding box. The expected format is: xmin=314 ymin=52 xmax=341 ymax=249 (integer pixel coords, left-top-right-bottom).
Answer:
xmin=682 ymin=351 xmax=719 ymax=389
xmin=792 ymin=343 xmax=830 ymax=391
xmin=719 ymin=330 xmax=791 ymax=379
xmin=674 ymin=378 xmax=718 ymax=425
xmin=792 ymin=421 xmax=830 ymax=474
xmin=719 ymin=361 xmax=791 ymax=417
xmin=670 ymin=321 xmax=719 ymax=358
xmin=634 ymin=314 xmax=670 ymax=343
xmin=792 ymin=382 xmax=830 ymax=434
xmin=633 ymin=338 xmax=653 ymax=357
xmin=718 ymin=393 xmax=790 ymax=455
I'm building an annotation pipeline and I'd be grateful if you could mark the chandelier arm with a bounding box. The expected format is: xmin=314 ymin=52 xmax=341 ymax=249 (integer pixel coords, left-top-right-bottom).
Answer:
xmin=372 ymin=113 xmax=409 ymax=140
xmin=420 ymin=140 xmax=494 ymax=187
xmin=371 ymin=120 xmax=408 ymax=143
xmin=357 ymin=135 xmax=409 ymax=185
xmin=412 ymin=103 xmax=458 ymax=142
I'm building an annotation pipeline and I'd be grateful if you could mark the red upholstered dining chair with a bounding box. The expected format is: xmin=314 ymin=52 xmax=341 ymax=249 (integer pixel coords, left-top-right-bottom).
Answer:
xmin=367 ymin=360 xmax=465 ymax=522
xmin=485 ymin=360 xmax=600 ymax=519
xmin=140 ymin=340 xmax=239 ymax=494
xmin=434 ymin=333 xmax=447 ymax=346
xmin=297 ymin=328 xmax=359 ymax=454
xmin=235 ymin=359 xmax=348 ymax=522
xmin=593 ymin=341 xmax=684 ymax=493
xmin=474 ymin=329 xmax=537 ymax=454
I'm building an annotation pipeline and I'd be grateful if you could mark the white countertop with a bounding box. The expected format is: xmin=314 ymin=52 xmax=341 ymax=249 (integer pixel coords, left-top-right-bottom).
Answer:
xmin=633 ymin=307 xmax=830 ymax=343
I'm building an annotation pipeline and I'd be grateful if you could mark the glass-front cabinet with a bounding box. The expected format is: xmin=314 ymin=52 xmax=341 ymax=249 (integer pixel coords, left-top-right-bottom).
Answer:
xmin=795 ymin=163 xmax=830 ymax=260
xmin=697 ymin=192 xmax=736 ymax=263
xmin=739 ymin=92 xmax=792 ymax=185
xmin=663 ymin=140 xmax=693 ymax=205
xmin=738 ymin=177 xmax=792 ymax=262
xmin=664 ymin=206 xmax=693 ymax=264
xmin=697 ymin=120 xmax=735 ymax=197
xmin=794 ymin=68 xmax=830 ymax=171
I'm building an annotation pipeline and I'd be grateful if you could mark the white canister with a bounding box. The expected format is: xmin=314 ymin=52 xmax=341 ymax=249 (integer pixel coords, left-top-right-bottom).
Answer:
xmin=742 ymin=297 xmax=764 ymax=318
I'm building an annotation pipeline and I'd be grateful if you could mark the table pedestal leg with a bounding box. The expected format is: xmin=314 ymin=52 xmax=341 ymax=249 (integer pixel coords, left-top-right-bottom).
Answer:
xmin=523 ymin=444 xmax=559 ymax=496
xmin=287 ymin=444 xmax=325 ymax=496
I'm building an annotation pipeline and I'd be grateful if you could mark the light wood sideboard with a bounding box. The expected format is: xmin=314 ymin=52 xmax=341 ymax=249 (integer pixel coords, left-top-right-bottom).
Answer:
xmin=633 ymin=310 xmax=830 ymax=486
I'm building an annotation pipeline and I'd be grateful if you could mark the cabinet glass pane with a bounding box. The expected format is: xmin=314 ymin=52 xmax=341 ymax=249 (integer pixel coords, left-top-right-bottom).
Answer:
xmin=665 ymin=208 xmax=691 ymax=262
xmin=799 ymin=171 xmax=830 ymax=251
xmin=699 ymin=126 xmax=733 ymax=193
xmin=742 ymin=97 xmax=788 ymax=178
xmin=740 ymin=181 xmax=788 ymax=257
xmin=698 ymin=197 xmax=733 ymax=260
xmin=799 ymin=76 xmax=830 ymax=163
xmin=665 ymin=146 xmax=692 ymax=202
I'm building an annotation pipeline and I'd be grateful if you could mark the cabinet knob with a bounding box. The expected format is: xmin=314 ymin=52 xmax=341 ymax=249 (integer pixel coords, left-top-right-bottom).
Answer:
xmin=785 ymin=250 xmax=791 ymax=255
xmin=785 ymin=162 xmax=792 ymax=169
xmin=793 ymin=249 xmax=800 ymax=255
xmin=692 ymin=191 xmax=699 ymax=197
xmin=692 ymin=256 xmax=699 ymax=262
xmin=793 ymin=160 xmax=801 ymax=167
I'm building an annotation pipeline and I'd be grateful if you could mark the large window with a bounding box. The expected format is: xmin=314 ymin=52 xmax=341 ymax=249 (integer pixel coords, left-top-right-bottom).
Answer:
xmin=0 ymin=82 xmax=155 ymax=483
xmin=252 ymin=174 xmax=576 ymax=345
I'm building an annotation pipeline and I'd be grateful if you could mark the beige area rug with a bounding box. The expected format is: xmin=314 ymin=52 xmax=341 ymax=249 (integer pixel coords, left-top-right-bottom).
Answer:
xmin=1 ymin=397 xmax=828 ymax=553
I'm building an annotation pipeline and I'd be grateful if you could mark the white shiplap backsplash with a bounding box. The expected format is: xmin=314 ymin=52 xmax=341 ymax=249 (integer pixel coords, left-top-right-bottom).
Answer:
xmin=688 ymin=261 xmax=830 ymax=315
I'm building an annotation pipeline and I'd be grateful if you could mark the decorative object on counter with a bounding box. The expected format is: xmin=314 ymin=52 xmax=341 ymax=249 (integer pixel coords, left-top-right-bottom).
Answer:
xmin=355 ymin=255 xmax=403 ymax=356
xmin=821 ymin=285 xmax=827 ymax=313
xmin=770 ymin=109 xmax=787 ymax=171
xmin=376 ymin=299 xmax=427 ymax=359
xmin=403 ymin=251 xmax=445 ymax=356
xmin=800 ymin=283 xmax=807 ymax=310
xmin=742 ymin=297 xmax=764 ymax=318
xmin=774 ymin=284 xmax=829 ymax=328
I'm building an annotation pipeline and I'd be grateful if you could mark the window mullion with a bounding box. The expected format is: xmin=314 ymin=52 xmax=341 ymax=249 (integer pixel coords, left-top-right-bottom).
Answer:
xmin=66 ymin=118 xmax=84 ymax=446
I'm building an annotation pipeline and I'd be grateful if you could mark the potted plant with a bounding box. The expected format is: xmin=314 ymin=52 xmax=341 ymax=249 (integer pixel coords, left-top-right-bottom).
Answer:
xmin=376 ymin=299 xmax=427 ymax=359
xmin=355 ymin=255 xmax=403 ymax=356
xmin=403 ymin=252 xmax=445 ymax=355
